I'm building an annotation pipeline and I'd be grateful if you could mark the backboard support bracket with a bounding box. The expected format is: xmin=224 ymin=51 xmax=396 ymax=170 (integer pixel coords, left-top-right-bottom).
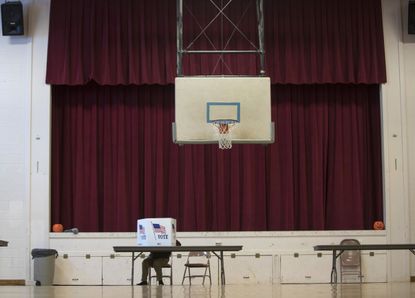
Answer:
xmin=172 ymin=122 xmax=275 ymax=145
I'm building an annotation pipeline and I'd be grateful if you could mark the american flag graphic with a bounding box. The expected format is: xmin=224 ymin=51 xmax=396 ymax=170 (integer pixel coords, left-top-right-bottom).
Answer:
xmin=139 ymin=224 xmax=145 ymax=235
xmin=152 ymin=223 xmax=166 ymax=234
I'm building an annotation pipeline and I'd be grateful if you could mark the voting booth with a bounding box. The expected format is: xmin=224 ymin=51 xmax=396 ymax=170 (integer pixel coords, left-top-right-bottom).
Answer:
xmin=137 ymin=218 xmax=176 ymax=246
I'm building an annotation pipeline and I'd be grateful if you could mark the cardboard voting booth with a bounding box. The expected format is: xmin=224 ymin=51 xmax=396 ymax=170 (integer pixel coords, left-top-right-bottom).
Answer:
xmin=137 ymin=218 xmax=176 ymax=246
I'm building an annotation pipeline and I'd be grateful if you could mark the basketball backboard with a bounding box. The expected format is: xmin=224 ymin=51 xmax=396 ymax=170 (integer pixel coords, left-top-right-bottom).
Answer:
xmin=173 ymin=77 xmax=274 ymax=146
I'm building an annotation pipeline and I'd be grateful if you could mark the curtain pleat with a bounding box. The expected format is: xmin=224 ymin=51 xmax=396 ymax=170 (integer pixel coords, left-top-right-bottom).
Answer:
xmin=51 ymin=83 xmax=383 ymax=231
xmin=46 ymin=0 xmax=386 ymax=85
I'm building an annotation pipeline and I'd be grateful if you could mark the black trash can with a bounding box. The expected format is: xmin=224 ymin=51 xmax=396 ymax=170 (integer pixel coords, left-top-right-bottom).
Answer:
xmin=31 ymin=249 xmax=58 ymax=286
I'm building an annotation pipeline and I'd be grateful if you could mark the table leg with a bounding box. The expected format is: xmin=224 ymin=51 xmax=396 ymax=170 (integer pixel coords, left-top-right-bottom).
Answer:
xmin=217 ymin=257 xmax=220 ymax=285
xmin=131 ymin=252 xmax=135 ymax=286
xmin=220 ymin=251 xmax=225 ymax=285
xmin=330 ymin=250 xmax=337 ymax=284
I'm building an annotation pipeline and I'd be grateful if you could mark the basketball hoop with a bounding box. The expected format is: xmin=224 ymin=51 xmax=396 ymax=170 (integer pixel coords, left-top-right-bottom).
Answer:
xmin=211 ymin=120 xmax=238 ymax=149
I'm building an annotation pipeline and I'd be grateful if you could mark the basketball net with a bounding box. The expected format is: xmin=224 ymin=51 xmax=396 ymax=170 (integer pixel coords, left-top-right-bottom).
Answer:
xmin=211 ymin=120 xmax=237 ymax=149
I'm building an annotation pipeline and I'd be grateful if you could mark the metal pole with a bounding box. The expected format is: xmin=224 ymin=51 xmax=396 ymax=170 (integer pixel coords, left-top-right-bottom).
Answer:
xmin=256 ymin=0 xmax=265 ymax=75
xmin=177 ymin=0 xmax=183 ymax=76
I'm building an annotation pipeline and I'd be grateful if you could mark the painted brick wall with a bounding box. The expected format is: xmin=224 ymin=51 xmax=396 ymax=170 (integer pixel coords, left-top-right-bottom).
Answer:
xmin=0 ymin=18 xmax=31 ymax=279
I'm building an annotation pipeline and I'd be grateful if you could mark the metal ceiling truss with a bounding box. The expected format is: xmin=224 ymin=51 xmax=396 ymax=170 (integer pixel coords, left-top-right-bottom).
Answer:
xmin=176 ymin=0 xmax=265 ymax=76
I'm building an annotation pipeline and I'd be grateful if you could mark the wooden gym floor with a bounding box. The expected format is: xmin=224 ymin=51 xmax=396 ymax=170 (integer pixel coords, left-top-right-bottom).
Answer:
xmin=0 ymin=282 xmax=414 ymax=298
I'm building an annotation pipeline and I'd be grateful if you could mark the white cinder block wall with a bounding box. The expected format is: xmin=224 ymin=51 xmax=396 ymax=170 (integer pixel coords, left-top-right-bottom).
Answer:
xmin=0 ymin=0 xmax=414 ymax=283
xmin=401 ymin=0 xmax=415 ymax=280
xmin=0 ymin=0 xmax=32 ymax=280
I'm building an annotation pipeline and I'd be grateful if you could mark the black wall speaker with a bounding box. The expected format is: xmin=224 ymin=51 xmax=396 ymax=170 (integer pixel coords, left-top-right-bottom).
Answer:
xmin=409 ymin=0 xmax=415 ymax=34
xmin=1 ymin=1 xmax=24 ymax=36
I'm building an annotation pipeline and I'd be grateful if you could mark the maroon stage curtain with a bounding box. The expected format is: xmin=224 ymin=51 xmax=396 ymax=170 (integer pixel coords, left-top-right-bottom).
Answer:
xmin=51 ymin=83 xmax=383 ymax=232
xmin=46 ymin=0 xmax=386 ymax=85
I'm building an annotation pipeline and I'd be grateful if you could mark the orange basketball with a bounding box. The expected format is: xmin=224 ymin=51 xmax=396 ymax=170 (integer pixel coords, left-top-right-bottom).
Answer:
xmin=52 ymin=224 xmax=64 ymax=232
xmin=373 ymin=221 xmax=384 ymax=230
